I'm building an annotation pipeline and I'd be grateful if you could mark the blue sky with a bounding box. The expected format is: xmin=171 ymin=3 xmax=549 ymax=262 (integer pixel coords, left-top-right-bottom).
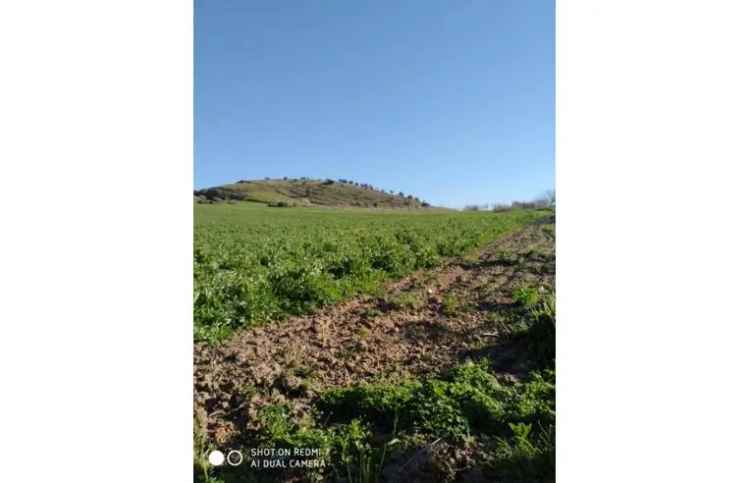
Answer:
xmin=195 ymin=1 xmax=554 ymax=208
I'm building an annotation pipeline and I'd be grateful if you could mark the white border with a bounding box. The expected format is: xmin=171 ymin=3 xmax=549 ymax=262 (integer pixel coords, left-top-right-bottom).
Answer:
xmin=0 ymin=1 xmax=193 ymax=480
xmin=558 ymin=1 xmax=750 ymax=481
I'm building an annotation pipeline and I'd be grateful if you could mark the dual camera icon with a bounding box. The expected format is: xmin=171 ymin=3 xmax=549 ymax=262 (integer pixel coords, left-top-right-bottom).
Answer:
xmin=207 ymin=449 xmax=243 ymax=467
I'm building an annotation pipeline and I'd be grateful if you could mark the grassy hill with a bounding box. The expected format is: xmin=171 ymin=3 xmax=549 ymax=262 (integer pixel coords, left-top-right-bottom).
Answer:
xmin=194 ymin=178 xmax=430 ymax=209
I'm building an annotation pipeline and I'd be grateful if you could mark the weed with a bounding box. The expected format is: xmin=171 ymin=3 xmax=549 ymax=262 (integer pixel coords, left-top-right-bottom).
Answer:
xmin=355 ymin=326 xmax=371 ymax=339
xmin=385 ymin=291 xmax=425 ymax=312
xmin=293 ymin=366 xmax=314 ymax=379
xmin=484 ymin=423 xmax=555 ymax=482
xmin=511 ymin=285 xmax=540 ymax=307
xmin=441 ymin=293 xmax=463 ymax=316
xmin=361 ymin=306 xmax=382 ymax=318
xmin=240 ymin=383 xmax=259 ymax=399
xmin=495 ymin=249 xmax=517 ymax=265
xmin=511 ymin=288 xmax=555 ymax=369
xmin=250 ymin=405 xmax=395 ymax=482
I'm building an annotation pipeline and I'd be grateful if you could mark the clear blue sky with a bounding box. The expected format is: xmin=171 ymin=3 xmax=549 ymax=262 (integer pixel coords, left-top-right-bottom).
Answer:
xmin=195 ymin=1 xmax=554 ymax=208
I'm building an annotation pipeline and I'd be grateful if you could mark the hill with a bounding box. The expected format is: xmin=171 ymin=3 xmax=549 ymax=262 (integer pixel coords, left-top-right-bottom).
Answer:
xmin=194 ymin=178 xmax=430 ymax=208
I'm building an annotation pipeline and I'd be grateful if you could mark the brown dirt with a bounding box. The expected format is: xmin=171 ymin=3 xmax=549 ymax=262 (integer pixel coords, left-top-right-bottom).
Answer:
xmin=194 ymin=219 xmax=555 ymax=447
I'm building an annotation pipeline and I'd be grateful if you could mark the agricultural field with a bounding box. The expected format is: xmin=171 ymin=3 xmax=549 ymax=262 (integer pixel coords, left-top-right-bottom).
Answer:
xmin=194 ymin=202 xmax=545 ymax=342
xmin=194 ymin=201 xmax=555 ymax=482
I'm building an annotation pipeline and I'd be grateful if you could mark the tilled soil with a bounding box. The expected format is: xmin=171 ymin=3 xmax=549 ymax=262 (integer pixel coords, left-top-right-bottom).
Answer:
xmin=194 ymin=218 xmax=555 ymax=447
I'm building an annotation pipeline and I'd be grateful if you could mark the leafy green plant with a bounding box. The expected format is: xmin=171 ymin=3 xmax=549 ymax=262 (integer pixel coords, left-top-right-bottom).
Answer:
xmin=485 ymin=422 xmax=555 ymax=482
xmin=319 ymin=380 xmax=418 ymax=430
xmin=334 ymin=420 xmax=394 ymax=483
xmin=512 ymin=285 xmax=540 ymax=307
xmin=508 ymin=287 xmax=555 ymax=369
xmin=318 ymin=361 xmax=554 ymax=443
xmin=251 ymin=405 xmax=396 ymax=483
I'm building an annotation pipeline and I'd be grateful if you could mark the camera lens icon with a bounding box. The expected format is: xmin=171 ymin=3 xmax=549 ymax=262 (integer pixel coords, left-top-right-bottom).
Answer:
xmin=227 ymin=450 xmax=243 ymax=466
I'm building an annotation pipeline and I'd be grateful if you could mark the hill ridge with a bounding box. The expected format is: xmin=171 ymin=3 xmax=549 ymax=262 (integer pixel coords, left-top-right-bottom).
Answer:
xmin=194 ymin=177 xmax=431 ymax=209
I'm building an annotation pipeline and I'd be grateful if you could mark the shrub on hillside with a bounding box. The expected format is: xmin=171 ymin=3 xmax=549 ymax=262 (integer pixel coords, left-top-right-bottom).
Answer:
xmin=268 ymin=201 xmax=293 ymax=208
xmin=195 ymin=187 xmax=246 ymax=202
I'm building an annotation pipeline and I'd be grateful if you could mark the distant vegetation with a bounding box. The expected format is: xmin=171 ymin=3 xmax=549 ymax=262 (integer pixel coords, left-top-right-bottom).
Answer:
xmin=195 ymin=178 xmax=429 ymax=209
xmin=465 ymin=190 xmax=556 ymax=212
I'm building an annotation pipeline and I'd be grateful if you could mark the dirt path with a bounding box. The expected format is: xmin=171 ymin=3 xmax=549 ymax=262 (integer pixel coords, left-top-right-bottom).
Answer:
xmin=194 ymin=217 xmax=555 ymax=445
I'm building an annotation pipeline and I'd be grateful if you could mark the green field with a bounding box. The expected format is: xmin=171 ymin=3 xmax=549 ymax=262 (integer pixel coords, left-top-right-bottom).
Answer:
xmin=194 ymin=202 xmax=547 ymax=342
